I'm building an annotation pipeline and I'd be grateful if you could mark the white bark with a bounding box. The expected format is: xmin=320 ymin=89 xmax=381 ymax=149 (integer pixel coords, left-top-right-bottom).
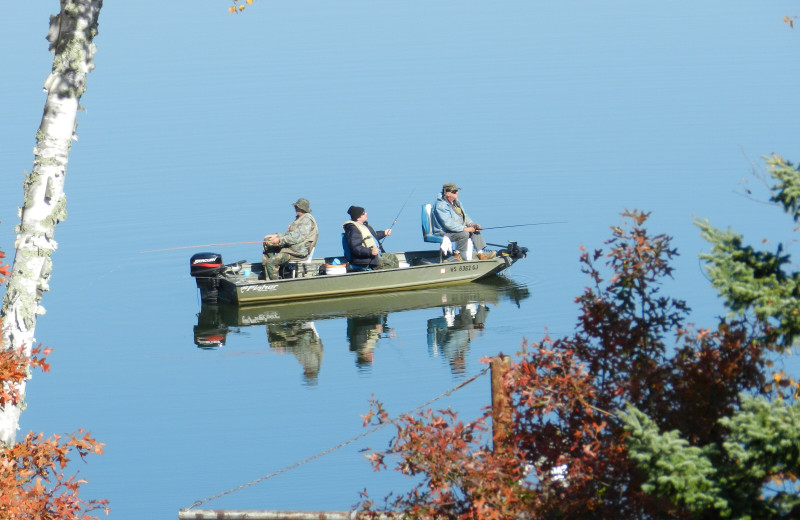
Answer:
xmin=0 ymin=0 xmax=103 ymax=446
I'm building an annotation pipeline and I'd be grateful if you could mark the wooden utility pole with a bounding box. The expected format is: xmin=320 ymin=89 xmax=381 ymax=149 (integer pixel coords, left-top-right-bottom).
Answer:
xmin=490 ymin=354 xmax=512 ymax=453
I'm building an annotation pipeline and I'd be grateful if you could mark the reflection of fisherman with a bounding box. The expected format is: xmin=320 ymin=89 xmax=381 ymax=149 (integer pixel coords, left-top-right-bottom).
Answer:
xmin=347 ymin=315 xmax=391 ymax=369
xmin=427 ymin=303 xmax=489 ymax=374
xmin=266 ymin=321 xmax=323 ymax=385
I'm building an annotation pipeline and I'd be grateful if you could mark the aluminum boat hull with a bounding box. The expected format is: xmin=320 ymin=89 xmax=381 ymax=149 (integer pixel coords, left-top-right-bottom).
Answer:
xmin=213 ymin=248 xmax=524 ymax=305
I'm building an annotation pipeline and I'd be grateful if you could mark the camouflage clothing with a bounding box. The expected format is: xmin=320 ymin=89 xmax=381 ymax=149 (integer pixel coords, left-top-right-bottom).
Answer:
xmin=263 ymin=212 xmax=318 ymax=280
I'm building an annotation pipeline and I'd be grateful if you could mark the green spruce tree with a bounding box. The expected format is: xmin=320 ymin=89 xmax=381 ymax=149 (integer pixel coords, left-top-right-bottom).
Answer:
xmin=621 ymin=156 xmax=800 ymax=519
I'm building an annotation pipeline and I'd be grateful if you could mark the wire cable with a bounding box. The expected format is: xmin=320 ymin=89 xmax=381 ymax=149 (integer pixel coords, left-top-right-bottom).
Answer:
xmin=186 ymin=365 xmax=491 ymax=510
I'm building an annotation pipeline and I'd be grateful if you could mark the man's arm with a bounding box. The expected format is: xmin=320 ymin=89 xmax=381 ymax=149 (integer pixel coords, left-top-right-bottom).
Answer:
xmin=460 ymin=204 xmax=480 ymax=231
xmin=280 ymin=215 xmax=314 ymax=246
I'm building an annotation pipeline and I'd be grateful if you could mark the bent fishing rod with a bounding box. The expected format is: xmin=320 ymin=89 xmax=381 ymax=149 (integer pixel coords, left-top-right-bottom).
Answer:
xmin=378 ymin=188 xmax=415 ymax=249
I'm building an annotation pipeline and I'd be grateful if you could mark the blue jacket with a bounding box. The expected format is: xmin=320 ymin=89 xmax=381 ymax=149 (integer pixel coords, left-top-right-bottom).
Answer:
xmin=431 ymin=193 xmax=474 ymax=235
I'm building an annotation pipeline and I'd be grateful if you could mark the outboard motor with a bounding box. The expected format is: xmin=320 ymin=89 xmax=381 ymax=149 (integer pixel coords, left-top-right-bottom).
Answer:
xmin=190 ymin=252 xmax=224 ymax=303
xmin=506 ymin=241 xmax=529 ymax=260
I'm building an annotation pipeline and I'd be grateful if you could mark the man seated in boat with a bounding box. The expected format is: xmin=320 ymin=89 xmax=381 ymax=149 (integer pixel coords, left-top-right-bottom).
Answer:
xmin=262 ymin=198 xmax=319 ymax=280
xmin=431 ymin=182 xmax=496 ymax=261
xmin=343 ymin=206 xmax=400 ymax=270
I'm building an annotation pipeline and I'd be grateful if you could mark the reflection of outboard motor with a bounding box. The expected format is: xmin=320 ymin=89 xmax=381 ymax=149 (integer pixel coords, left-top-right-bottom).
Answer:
xmin=194 ymin=304 xmax=228 ymax=349
xmin=190 ymin=252 xmax=224 ymax=303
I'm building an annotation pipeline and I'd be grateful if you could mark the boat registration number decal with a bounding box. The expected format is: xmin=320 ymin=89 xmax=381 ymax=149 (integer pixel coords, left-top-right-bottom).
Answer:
xmin=241 ymin=284 xmax=279 ymax=293
xmin=451 ymin=264 xmax=479 ymax=272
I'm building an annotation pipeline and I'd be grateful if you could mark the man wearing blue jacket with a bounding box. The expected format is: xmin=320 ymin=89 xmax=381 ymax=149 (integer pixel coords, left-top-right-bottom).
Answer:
xmin=432 ymin=183 xmax=496 ymax=261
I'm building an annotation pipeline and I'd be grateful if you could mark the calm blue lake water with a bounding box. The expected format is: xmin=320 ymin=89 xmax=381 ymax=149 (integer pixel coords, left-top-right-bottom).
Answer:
xmin=1 ymin=1 xmax=799 ymax=518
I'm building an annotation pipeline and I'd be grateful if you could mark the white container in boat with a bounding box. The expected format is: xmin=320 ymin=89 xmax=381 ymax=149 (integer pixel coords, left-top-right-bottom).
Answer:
xmin=398 ymin=261 xmax=410 ymax=269
xmin=325 ymin=264 xmax=347 ymax=275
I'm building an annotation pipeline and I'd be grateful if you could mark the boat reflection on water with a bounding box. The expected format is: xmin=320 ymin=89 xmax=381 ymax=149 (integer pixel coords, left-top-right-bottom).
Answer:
xmin=193 ymin=277 xmax=529 ymax=382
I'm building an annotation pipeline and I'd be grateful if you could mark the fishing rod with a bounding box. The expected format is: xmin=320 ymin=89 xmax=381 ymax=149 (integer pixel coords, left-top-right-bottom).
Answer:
xmin=480 ymin=221 xmax=566 ymax=230
xmin=141 ymin=240 xmax=263 ymax=254
xmin=378 ymin=188 xmax=415 ymax=248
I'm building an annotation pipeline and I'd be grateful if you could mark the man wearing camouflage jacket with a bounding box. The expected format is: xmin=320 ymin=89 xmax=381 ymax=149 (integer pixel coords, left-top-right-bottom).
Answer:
xmin=262 ymin=198 xmax=318 ymax=280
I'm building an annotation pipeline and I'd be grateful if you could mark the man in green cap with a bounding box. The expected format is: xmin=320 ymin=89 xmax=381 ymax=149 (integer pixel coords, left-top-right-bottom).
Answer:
xmin=262 ymin=198 xmax=319 ymax=280
xmin=431 ymin=183 xmax=495 ymax=260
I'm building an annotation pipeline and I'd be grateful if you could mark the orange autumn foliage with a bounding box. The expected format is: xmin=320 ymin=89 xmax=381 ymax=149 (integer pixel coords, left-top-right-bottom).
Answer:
xmin=0 ymin=249 xmax=108 ymax=519
xmin=229 ymin=0 xmax=254 ymax=14
xmin=357 ymin=210 xmax=776 ymax=519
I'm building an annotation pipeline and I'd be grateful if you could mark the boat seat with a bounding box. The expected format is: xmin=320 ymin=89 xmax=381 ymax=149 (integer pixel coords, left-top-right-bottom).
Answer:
xmin=285 ymin=246 xmax=315 ymax=278
xmin=421 ymin=203 xmax=476 ymax=260
xmin=421 ymin=203 xmax=444 ymax=244
xmin=342 ymin=232 xmax=372 ymax=271
xmin=341 ymin=233 xmax=351 ymax=262
xmin=423 ymin=203 xmax=462 ymax=262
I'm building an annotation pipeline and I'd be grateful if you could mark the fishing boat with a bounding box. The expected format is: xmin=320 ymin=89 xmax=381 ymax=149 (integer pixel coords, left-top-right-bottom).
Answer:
xmin=189 ymin=241 xmax=528 ymax=305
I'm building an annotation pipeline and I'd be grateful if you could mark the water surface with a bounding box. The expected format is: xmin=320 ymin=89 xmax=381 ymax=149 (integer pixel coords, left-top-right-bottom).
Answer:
xmin=1 ymin=1 xmax=799 ymax=518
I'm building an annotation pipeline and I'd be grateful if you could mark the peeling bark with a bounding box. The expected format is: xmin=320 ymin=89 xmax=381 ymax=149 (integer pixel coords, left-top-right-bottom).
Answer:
xmin=1 ymin=0 xmax=103 ymax=445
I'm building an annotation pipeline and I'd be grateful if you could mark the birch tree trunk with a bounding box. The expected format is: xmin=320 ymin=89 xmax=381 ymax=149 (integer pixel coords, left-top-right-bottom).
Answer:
xmin=0 ymin=0 xmax=103 ymax=446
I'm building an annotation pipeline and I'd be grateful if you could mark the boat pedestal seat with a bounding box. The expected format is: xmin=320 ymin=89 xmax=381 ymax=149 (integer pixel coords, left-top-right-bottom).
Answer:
xmin=282 ymin=246 xmax=316 ymax=279
xmin=420 ymin=203 xmax=474 ymax=261
xmin=421 ymin=203 xmax=444 ymax=245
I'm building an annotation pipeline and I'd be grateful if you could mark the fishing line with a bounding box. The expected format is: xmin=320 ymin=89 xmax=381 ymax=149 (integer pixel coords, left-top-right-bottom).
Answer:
xmin=481 ymin=221 xmax=566 ymax=230
xmin=141 ymin=240 xmax=263 ymax=254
